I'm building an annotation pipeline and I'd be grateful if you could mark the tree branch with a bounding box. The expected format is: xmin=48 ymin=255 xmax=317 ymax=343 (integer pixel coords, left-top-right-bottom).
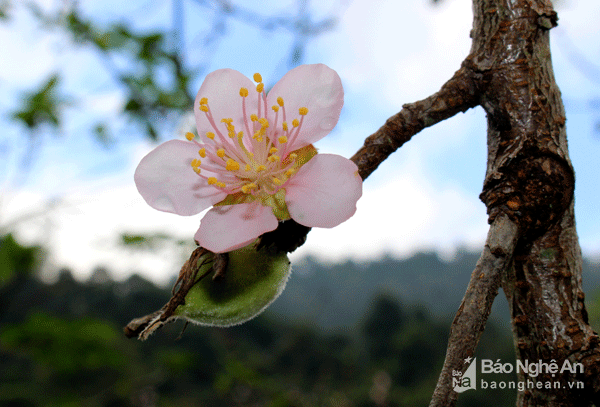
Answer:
xmin=429 ymin=213 xmax=519 ymax=407
xmin=351 ymin=66 xmax=481 ymax=180
xmin=264 ymin=66 xmax=483 ymax=253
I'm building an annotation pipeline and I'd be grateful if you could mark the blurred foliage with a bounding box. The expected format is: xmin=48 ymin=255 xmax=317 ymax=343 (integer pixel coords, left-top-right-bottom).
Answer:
xmin=37 ymin=5 xmax=192 ymax=142
xmin=120 ymin=232 xmax=188 ymax=250
xmin=0 ymin=235 xmax=522 ymax=407
xmin=4 ymin=0 xmax=342 ymax=146
xmin=11 ymin=74 xmax=67 ymax=132
xmin=0 ymin=234 xmax=40 ymax=288
xmin=0 ymin=0 xmax=10 ymax=21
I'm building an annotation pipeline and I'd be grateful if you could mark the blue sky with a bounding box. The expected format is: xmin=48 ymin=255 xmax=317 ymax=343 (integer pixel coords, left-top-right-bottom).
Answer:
xmin=1 ymin=0 xmax=599 ymax=284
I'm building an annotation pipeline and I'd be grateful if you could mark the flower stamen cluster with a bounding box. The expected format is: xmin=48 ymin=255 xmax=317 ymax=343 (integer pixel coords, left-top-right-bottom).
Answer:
xmin=186 ymin=73 xmax=309 ymax=206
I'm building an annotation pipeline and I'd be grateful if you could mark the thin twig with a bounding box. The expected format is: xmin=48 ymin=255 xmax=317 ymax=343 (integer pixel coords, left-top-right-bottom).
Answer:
xmin=124 ymin=247 xmax=227 ymax=340
xmin=429 ymin=213 xmax=519 ymax=407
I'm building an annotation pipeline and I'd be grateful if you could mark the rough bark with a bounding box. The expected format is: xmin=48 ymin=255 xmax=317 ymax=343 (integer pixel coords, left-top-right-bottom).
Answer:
xmin=431 ymin=0 xmax=600 ymax=405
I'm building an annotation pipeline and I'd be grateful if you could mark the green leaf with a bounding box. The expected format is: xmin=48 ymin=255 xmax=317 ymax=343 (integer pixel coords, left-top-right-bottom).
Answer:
xmin=11 ymin=74 xmax=65 ymax=131
xmin=175 ymin=244 xmax=291 ymax=327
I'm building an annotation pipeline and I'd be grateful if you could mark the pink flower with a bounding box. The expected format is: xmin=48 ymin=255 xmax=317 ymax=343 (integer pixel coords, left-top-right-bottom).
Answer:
xmin=135 ymin=64 xmax=362 ymax=253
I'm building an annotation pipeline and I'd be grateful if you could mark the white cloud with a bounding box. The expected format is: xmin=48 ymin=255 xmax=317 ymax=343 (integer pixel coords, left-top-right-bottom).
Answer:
xmin=322 ymin=0 xmax=472 ymax=105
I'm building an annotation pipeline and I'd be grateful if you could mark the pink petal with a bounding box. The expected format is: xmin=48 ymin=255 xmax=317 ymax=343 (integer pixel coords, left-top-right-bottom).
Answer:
xmin=134 ymin=140 xmax=227 ymax=215
xmin=267 ymin=64 xmax=343 ymax=148
xmin=194 ymin=69 xmax=258 ymax=142
xmin=285 ymin=154 xmax=362 ymax=228
xmin=195 ymin=202 xmax=279 ymax=253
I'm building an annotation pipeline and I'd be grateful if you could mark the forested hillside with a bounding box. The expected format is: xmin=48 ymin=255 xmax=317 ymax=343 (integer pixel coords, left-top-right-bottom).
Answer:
xmin=2 ymin=235 xmax=599 ymax=406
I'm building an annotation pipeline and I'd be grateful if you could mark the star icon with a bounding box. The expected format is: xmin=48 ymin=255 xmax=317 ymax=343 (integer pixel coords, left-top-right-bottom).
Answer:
xmin=464 ymin=356 xmax=473 ymax=364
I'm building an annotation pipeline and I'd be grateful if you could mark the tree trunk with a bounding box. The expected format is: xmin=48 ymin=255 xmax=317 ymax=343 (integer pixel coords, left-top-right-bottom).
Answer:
xmin=472 ymin=0 xmax=600 ymax=405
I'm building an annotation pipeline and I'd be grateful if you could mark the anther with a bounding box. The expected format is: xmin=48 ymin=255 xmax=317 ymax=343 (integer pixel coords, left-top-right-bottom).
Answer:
xmin=253 ymin=73 xmax=262 ymax=83
xmin=216 ymin=149 xmax=226 ymax=158
xmin=200 ymin=105 xmax=209 ymax=112
xmin=268 ymin=155 xmax=280 ymax=163
xmin=299 ymin=107 xmax=308 ymax=115
xmin=239 ymin=87 xmax=249 ymax=97
xmin=278 ymin=136 xmax=287 ymax=144
xmin=226 ymin=159 xmax=240 ymax=171
xmin=206 ymin=132 xmax=215 ymax=140
xmin=272 ymin=177 xmax=282 ymax=186
xmin=292 ymin=119 xmax=300 ymax=128
xmin=282 ymin=122 xmax=288 ymax=131
xmin=207 ymin=177 xmax=217 ymax=185
xmin=241 ymin=183 xmax=257 ymax=194
xmin=250 ymin=114 xmax=258 ymax=122
xmin=256 ymin=165 xmax=266 ymax=172
xmin=277 ymin=97 xmax=284 ymax=106
xmin=272 ymin=105 xmax=279 ymax=112
xmin=256 ymin=83 xmax=264 ymax=93
xmin=269 ymin=147 xmax=278 ymax=154
xmin=185 ymin=132 xmax=195 ymax=141
xmin=216 ymin=182 xmax=226 ymax=188
xmin=198 ymin=148 xmax=206 ymax=158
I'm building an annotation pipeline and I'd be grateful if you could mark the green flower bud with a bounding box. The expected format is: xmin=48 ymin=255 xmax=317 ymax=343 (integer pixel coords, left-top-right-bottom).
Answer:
xmin=174 ymin=243 xmax=291 ymax=326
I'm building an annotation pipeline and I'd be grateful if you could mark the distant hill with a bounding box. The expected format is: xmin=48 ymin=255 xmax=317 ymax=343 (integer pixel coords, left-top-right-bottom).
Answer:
xmin=268 ymin=250 xmax=600 ymax=331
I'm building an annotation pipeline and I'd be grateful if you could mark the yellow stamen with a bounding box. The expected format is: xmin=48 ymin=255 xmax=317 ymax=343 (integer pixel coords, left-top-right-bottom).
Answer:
xmin=199 ymin=97 xmax=208 ymax=105
xmin=256 ymin=83 xmax=264 ymax=93
xmin=256 ymin=165 xmax=266 ymax=172
xmin=244 ymin=164 xmax=251 ymax=172
xmin=207 ymin=177 xmax=217 ymax=185
xmin=250 ymin=114 xmax=258 ymax=122
xmin=198 ymin=148 xmax=206 ymax=158
xmin=292 ymin=119 xmax=300 ymax=127
xmin=278 ymin=136 xmax=287 ymax=144
xmin=206 ymin=132 xmax=215 ymax=139
xmin=258 ymin=118 xmax=269 ymax=128
xmin=200 ymin=105 xmax=209 ymax=112
xmin=268 ymin=155 xmax=280 ymax=163
xmin=269 ymin=147 xmax=278 ymax=154
xmin=185 ymin=132 xmax=195 ymax=141
xmin=277 ymin=97 xmax=284 ymax=106
xmin=282 ymin=122 xmax=288 ymax=131
xmin=272 ymin=105 xmax=279 ymax=112
xmin=191 ymin=159 xmax=201 ymax=167
xmin=221 ymin=118 xmax=233 ymax=124
xmin=216 ymin=148 xmax=226 ymax=158
xmin=241 ymin=183 xmax=257 ymax=194
xmin=193 ymin=167 xmax=201 ymax=174
xmin=285 ymin=169 xmax=295 ymax=177
xmin=239 ymin=87 xmax=249 ymax=97
xmin=272 ymin=177 xmax=282 ymax=186
xmin=290 ymin=153 xmax=298 ymax=160
xmin=299 ymin=107 xmax=308 ymax=115
xmin=216 ymin=182 xmax=226 ymax=188
xmin=253 ymin=73 xmax=262 ymax=83
xmin=226 ymin=158 xmax=240 ymax=171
